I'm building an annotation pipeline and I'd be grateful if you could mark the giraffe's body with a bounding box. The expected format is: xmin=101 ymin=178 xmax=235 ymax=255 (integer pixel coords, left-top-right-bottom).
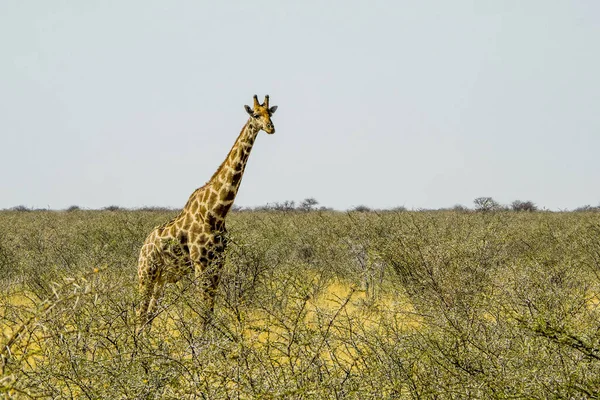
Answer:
xmin=137 ymin=95 xmax=277 ymax=330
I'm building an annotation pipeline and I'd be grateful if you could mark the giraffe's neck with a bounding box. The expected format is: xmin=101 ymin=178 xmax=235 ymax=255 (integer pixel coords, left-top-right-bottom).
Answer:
xmin=204 ymin=120 xmax=260 ymax=217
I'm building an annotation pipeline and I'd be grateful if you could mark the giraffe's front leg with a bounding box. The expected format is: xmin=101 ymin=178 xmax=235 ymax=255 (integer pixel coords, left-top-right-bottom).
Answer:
xmin=191 ymin=242 xmax=224 ymax=327
xmin=137 ymin=270 xmax=157 ymax=333
xmin=137 ymin=282 xmax=152 ymax=330
xmin=137 ymin=256 xmax=164 ymax=333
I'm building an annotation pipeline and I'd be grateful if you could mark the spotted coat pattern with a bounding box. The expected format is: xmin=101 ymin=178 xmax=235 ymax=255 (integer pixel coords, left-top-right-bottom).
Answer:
xmin=137 ymin=95 xmax=278 ymax=330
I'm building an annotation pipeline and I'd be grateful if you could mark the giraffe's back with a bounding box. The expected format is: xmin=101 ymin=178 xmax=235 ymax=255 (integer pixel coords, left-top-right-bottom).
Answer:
xmin=138 ymin=218 xmax=194 ymax=284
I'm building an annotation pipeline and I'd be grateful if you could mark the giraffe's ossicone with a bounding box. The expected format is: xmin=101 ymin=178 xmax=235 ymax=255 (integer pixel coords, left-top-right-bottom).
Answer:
xmin=137 ymin=95 xmax=278 ymax=331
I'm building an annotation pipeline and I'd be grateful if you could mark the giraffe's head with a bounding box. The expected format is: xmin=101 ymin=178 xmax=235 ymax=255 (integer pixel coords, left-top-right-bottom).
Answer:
xmin=244 ymin=95 xmax=278 ymax=134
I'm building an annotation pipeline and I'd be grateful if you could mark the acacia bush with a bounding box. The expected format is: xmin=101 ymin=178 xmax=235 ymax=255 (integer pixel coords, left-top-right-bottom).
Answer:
xmin=1 ymin=209 xmax=599 ymax=398
xmin=299 ymin=197 xmax=319 ymax=211
xmin=473 ymin=197 xmax=500 ymax=212
xmin=511 ymin=200 xmax=538 ymax=212
xmin=351 ymin=205 xmax=372 ymax=213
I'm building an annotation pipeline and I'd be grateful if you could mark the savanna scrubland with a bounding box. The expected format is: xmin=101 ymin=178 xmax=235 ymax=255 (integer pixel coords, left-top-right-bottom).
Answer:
xmin=1 ymin=208 xmax=599 ymax=398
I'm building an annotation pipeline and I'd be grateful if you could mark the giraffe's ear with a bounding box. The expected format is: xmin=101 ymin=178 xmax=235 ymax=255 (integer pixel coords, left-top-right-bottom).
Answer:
xmin=244 ymin=105 xmax=253 ymax=115
xmin=269 ymin=106 xmax=278 ymax=115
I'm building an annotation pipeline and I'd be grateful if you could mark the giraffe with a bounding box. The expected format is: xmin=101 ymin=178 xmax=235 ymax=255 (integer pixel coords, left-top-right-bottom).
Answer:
xmin=137 ymin=95 xmax=278 ymax=331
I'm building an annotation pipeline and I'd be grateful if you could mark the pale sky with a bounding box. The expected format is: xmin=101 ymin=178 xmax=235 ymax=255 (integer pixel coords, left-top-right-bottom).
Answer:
xmin=1 ymin=1 xmax=599 ymax=211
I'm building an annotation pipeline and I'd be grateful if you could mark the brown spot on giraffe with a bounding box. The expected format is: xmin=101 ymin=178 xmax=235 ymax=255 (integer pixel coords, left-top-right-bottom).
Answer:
xmin=137 ymin=95 xmax=278 ymax=332
xmin=199 ymin=205 xmax=208 ymax=216
xmin=181 ymin=214 xmax=192 ymax=230
xmin=208 ymin=191 xmax=218 ymax=207
xmin=221 ymin=190 xmax=235 ymax=202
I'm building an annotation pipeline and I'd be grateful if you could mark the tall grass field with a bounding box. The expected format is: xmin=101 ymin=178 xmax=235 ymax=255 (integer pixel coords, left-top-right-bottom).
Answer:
xmin=1 ymin=209 xmax=599 ymax=398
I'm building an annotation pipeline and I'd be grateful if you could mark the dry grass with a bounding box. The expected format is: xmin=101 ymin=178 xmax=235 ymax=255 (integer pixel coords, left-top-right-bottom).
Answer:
xmin=1 ymin=209 xmax=599 ymax=398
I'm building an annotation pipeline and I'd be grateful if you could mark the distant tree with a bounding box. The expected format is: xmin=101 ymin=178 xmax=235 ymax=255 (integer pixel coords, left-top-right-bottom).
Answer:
xmin=299 ymin=198 xmax=319 ymax=211
xmin=103 ymin=205 xmax=122 ymax=211
xmin=452 ymin=204 xmax=470 ymax=212
xmin=267 ymin=200 xmax=296 ymax=211
xmin=352 ymin=205 xmax=371 ymax=213
xmin=511 ymin=200 xmax=538 ymax=212
xmin=473 ymin=197 xmax=500 ymax=212
xmin=66 ymin=205 xmax=81 ymax=212
xmin=230 ymin=204 xmax=243 ymax=212
xmin=11 ymin=205 xmax=31 ymax=212
xmin=391 ymin=206 xmax=407 ymax=212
